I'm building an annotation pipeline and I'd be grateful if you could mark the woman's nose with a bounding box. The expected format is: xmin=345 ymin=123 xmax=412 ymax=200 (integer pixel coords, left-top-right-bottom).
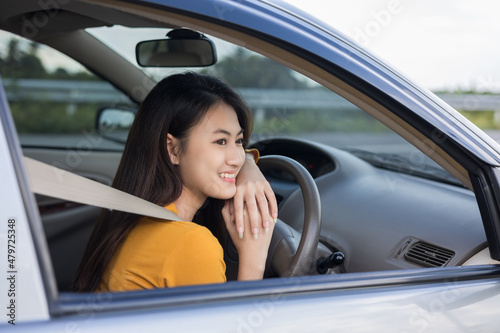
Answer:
xmin=226 ymin=143 xmax=244 ymax=167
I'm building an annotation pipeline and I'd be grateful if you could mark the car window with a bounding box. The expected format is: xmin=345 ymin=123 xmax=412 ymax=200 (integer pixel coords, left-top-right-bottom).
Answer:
xmin=0 ymin=31 xmax=135 ymax=151
xmin=86 ymin=26 xmax=460 ymax=186
xmin=0 ymin=27 xmax=484 ymax=189
xmin=1 ymin=23 xmax=474 ymax=292
xmin=0 ymin=26 xmax=461 ymax=186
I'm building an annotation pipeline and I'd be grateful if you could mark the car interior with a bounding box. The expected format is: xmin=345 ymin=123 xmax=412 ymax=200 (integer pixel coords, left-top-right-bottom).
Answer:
xmin=1 ymin=0 xmax=498 ymax=293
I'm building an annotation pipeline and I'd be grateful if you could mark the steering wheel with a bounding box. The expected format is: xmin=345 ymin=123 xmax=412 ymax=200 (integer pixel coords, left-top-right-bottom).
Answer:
xmin=224 ymin=155 xmax=321 ymax=278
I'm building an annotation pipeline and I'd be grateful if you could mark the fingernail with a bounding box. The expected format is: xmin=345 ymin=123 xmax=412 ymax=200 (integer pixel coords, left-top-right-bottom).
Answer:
xmin=238 ymin=226 xmax=244 ymax=239
xmin=265 ymin=227 xmax=269 ymax=233
xmin=253 ymin=227 xmax=259 ymax=239
xmin=264 ymin=221 xmax=270 ymax=233
xmin=273 ymin=217 xmax=278 ymax=224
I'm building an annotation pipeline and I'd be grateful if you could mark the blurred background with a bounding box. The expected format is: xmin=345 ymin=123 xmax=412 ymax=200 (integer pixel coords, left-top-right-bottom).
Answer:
xmin=1 ymin=0 xmax=500 ymax=140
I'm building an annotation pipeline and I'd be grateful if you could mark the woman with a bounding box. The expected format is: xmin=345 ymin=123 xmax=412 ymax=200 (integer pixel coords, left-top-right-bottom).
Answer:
xmin=74 ymin=72 xmax=276 ymax=291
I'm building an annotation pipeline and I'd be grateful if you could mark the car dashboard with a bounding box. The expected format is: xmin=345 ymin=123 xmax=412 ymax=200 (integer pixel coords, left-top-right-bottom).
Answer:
xmin=253 ymin=138 xmax=487 ymax=273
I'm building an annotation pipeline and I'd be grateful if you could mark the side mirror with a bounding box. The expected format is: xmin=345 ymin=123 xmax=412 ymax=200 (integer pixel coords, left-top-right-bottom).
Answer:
xmin=96 ymin=107 xmax=135 ymax=144
xmin=136 ymin=29 xmax=217 ymax=67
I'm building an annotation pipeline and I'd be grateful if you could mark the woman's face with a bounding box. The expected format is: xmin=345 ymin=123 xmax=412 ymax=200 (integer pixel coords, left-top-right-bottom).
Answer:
xmin=172 ymin=102 xmax=246 ymax=206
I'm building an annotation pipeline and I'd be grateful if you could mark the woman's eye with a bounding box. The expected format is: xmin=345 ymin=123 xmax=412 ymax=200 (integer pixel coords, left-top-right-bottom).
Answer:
xmin=236 ymin=138 xmax=244 ymax=145
xmin=215 ymin=139 xmax=227 ymax=145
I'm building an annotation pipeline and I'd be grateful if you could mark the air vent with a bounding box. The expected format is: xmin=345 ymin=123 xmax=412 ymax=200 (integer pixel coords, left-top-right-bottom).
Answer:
xmin=404 ymin=242 xmax=454 ymax=267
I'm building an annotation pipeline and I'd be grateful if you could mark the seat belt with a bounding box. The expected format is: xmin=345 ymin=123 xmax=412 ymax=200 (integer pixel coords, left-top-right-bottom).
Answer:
xmin=23 ymin=156 xmax=184 ymax=221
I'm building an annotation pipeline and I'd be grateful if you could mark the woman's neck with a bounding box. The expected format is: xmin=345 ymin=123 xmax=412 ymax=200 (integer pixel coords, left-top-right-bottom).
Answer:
xmin=173 ymin=189 xmax=206 ymax=221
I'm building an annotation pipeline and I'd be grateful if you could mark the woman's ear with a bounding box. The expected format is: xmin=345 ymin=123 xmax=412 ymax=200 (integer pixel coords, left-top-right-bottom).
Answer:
xmin=167 ymin=133 xmax=180 ymax=165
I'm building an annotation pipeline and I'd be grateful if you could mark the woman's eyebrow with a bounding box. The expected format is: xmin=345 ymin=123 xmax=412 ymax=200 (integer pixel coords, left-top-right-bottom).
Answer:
xmin=212 ymin=128 xmax=244 ymax=136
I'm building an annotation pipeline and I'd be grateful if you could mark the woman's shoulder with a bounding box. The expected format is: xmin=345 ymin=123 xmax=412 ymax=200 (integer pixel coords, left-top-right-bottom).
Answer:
xmin=136 ymin=218 xmax=224 ymax=269
xmin=140 ymin=216 xmax=202 ymax=231
xmin=102 ymin=218 xmax=224 ymax=290
xmin=137 ymin=217 xmax=218 ymax=246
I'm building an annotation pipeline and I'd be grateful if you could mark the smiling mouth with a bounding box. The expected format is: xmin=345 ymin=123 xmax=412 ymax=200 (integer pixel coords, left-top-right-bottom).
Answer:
xmin=219 ymin=172 xmax=236 ymax=180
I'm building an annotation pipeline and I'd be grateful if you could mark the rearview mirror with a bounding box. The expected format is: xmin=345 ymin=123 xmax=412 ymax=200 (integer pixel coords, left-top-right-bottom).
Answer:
xmin=136 ymin=29 xmax=217 ymax=67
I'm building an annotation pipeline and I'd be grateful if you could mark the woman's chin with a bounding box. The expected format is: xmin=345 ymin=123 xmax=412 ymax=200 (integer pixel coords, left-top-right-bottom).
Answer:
xmin=212 ymin=186 xmax=237 ymax=200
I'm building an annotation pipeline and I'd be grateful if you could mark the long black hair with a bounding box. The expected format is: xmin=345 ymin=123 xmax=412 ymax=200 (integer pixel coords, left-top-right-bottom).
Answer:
xmin=73 ymin=72 xmax=253 ymax=292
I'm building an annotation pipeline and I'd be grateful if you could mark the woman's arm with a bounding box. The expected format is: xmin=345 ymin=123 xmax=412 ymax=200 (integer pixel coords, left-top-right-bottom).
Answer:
xmin=234 ymin=151 xmax=278 ymax=239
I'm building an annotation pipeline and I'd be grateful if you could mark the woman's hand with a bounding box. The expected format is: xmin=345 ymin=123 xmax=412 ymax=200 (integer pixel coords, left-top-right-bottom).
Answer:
xmin=222 ymin=200 xmax=274 ymax=280
xmin=234 ymin=155 xmax=278 ymax=239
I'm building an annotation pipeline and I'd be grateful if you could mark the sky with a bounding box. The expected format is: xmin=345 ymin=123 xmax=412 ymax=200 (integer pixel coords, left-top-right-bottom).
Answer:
xmin=283 ymin=0 xmax=500 ymax=93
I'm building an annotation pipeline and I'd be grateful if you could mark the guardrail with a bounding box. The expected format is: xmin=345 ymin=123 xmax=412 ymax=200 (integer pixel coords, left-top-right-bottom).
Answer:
xmin=4 ymin=78 xmax=500 ymax=113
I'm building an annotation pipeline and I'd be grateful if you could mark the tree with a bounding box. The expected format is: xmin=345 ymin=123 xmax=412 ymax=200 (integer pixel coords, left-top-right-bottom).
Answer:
xmin=0 ymin=37 xmax=97 ymax=80
xmin=0 ymin=37 xmax=46 ymax=78
xmin=19 ymin=53 xmax=46 ymax=78
xmin=203 ymin=48 xmax=309 ymax=89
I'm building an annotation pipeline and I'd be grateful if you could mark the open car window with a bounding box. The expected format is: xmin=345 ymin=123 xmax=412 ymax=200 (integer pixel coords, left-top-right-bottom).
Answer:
xmin=1 ymin=26 xmax=460 ymax=187
xmin=88 ymin=26 xmax=463 ymax=187
xmin=0 ymin=25 xmax=481 ymax=295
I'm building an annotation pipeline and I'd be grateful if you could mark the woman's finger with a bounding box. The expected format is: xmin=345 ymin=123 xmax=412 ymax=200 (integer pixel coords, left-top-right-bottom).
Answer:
xmin=254 ymin=186 xmax=272 ymax=232
xmin=232 ymin=192 xmax=245 ymax=239
xmin=264 ymin=183 xmax=278 ymax=223
xmin=243 ymin=189 xmax=262 ymax=239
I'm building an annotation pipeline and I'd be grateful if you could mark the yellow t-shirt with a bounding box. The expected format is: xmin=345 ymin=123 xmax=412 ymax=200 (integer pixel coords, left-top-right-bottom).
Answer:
xmin=98 ymin=203 xmax=226 ymax=291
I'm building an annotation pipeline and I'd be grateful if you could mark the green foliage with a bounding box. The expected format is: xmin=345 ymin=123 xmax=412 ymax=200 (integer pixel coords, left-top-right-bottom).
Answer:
xmin=10 ymin=100 xmax=97 ymax=134
xmin=203 ymin=49 xmax=383 ymax=134
xmin=202 ymin=48 xmax=310 ymax=89
xmin=458 ymin=110 xmax=499 ymax=129
xmin=4 ymin=36 xmax=496 ymax=137
xmin=253 ymin=108 xmax=389 ymax=135
xmin=1 ymin=37 xmax=102 ymax=134
xmin=0 ymin=37 xmax=97 ymax=80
